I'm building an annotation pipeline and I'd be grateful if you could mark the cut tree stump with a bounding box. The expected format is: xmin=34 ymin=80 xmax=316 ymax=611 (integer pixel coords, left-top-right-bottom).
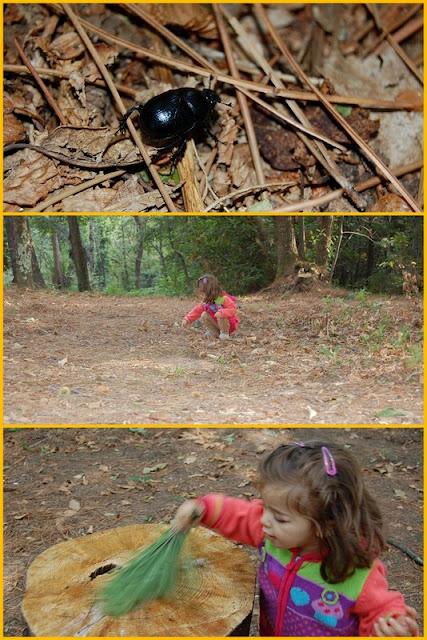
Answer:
xmin=22 ymin=524 xmax=256 ymax=636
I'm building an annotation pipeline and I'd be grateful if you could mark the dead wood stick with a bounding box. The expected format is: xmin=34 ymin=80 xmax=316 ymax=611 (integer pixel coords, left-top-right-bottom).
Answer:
xmin=254 ymin=4 xmax=420 ymax=213
xmin=13 ymin=37 xmax=67 ymax=125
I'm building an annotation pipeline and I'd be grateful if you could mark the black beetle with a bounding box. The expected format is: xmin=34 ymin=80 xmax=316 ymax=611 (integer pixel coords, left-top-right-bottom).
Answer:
xmin=119 ymin=87 xmax=220 ymax=162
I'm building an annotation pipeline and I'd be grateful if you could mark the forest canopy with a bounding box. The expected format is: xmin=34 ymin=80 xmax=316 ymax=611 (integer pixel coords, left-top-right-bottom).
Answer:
xmin=4 ymin=216 xmax=422 ymax=296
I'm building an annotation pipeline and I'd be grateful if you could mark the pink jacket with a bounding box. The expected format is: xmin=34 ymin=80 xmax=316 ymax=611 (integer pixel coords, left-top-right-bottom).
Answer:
xmin=184 ymin=293 xmax=238 ymax=324
xmin=198 ymin=494 xmax=409 ymax=636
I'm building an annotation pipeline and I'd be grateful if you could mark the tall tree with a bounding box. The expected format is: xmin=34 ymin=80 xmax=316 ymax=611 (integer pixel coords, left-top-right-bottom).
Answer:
xmin=133 ymin=216 xmax=146 ymax=289
xmin=315 ymin=216 xmax=334 ymax=277
xmin=5 ymin=216 xmax=45 ymax=287
xmin=67 ymin=217 xmax=91 ymax=291
xmin=51 ymin=229 xmax=66 ymax=288
xmin=274 ymin=217 xmax=299 ymax=281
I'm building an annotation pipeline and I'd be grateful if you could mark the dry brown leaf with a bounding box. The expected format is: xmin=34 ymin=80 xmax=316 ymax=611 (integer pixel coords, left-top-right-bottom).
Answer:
xmin=4 ymin=94 xmax=26 ymax=145
xmin=4 ymin=150 xmax=63 ymax=206
xmin=42 ymin=125 xmax=114 ymax=156
xmin=4 ymin=112 xmax=26 ymax=146
xmin=83 ymin=43 xmax=119 ymax=83
xmin=142 ymin=463 xmax=168 ymax=473
xmin=230 ymin=143 xmax=257 ymax=190
xmin=144 ymin=4 xmax=218 ymax=39
xmin=63 ymin=175 xmax=172 ymax=212
xmin=371 ymin=193 xmax=412 ymax=212
xmin=68 ymin=499 xmax=81 ymax=512
xmin=217 ymin=116 xmax=239 ymax=166
xmin=50 ymin=32 xmax=86 ymax=60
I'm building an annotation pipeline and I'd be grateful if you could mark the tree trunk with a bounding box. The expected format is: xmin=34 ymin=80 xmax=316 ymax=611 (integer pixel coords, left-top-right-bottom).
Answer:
xmin=68 ymin=216 xmax=91 ymax=291
xmin=166 ymin=220 xmax=190 ymax=287
xmin=22 ymin=524 xmax=255 ymax=637
xmin=294 ymin=216 xmax=306 ymax=260
xmin=5 ymin=217 xmax=18 ymax=282
xmin=274 ymin=216 xmax=299 ymax=280
xmin=133 ymin=216 xmax=146 ymax=289
xmin=51 ymin=230 xmax=65 ymax=289
xmin=120 ymin=222 xmax=130 ymax=290
xmin=365 ymin=235 xmax=375 ymax=285
xmin=315 ymin=216 xmax=334 ymax=278
xmin=5 ymin=216 xmax=45 ymax=287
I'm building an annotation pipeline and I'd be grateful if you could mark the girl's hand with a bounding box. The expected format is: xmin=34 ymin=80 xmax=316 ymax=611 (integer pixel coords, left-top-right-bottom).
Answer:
xmin=181 ymin=318 xmax=190 ymax=328
xmin=373 ymin=608 xmax=419 ymax=637
xmin=171 ymin=499 xmax=204 ymax=533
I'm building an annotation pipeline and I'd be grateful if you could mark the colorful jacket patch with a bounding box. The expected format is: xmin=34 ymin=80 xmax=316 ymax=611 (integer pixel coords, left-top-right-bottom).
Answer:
xmin=258 ymin=543 xmax=371 ymax=636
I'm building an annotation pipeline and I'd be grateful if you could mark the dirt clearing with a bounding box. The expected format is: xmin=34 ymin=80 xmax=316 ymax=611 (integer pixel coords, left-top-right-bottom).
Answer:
xmin=4 ymin=287 xmax=422 ymax=424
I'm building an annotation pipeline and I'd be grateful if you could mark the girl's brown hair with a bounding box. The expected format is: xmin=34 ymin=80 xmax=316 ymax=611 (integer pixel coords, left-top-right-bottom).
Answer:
xmin=259 ymin=441 xmax=385 ymax=583
xmin=197 ymin=274 xmax=222 ymax=303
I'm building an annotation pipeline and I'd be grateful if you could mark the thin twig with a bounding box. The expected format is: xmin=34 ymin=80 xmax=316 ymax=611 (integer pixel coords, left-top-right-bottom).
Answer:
xmin=13 ymin=37 xmax=67 ymax=125
xmin=364 ymin=5 xmax=421 ymax=56
xmin=121 ymin=4 xmax=217 ymax=73
xmin=34 ymin=9 xmax=423 ymax=110
xmin=4 ymin=64 xmax=137 ymax=97
xmin=222 ymin=7 xmax=364 ymax=208
xmin=367 ymin=5 xmax=423 ymax=85
xmin=387 ymin=539 xmax=423 ymax=566
xmin=32 ymin=169 xmax=126 ymax=212
xmin=4 ymin=143 xmax=147 ymax=170
xmin=179 ymin=143 xmax=204 ymax=212
xmin=204 ymin=181 xmax=297 ymax=212
xmin=270 ymin=159 xmax=423 ymax=212
xmin=213 ymin=5 xmax=265 ymax=187
xmin=254 ymin=4 xmax=420 ymax=212
xmin=192 ymin=144 xmax=222 ymax=208
xmin=61 ymin=3 xmax=176 ymax=213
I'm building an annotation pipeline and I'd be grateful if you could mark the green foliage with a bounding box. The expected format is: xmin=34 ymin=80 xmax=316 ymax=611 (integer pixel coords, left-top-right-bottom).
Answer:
xmin=333 ymin=217 xmax=422 ymax=294
xmin=100 ymin=528 xmax=190 ymax=616
xmin=405 ymin=344 xmax=423 ymax=368
xmin=4 ymin=216 xmax=422 ymax=297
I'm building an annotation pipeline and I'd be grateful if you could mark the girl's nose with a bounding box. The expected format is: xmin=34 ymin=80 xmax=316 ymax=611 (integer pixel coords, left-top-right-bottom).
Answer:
xmin=261 ymin=510 xmax=270 ymax=527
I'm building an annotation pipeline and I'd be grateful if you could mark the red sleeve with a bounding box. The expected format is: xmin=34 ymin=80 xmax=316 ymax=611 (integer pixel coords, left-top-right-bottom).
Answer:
xmin=217 ymin=295 xmax=237 ymax=319
xmin=197 ymin=494 xmax=264 ymax=548
xmin=185 ymin=303 xmax=205 ymax=323
xmin=354 ymin=559 xmax=408 ymax=636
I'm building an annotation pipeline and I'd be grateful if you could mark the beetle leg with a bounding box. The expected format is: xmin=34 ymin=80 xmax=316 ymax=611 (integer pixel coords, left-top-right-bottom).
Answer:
xmin=117 ymin=105 xmax=143 ymax=134
xmin=204 ymin=126 xmax=224 ymax=145
xmin=161 ymin=139 xmax=187 ymax=175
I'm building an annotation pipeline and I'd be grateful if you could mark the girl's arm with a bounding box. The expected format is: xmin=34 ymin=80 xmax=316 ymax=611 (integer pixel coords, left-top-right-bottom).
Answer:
xmin=183 ymin=303 xmax=205 ymax=324
xmin=354 ymin=559 xmax=418 ymax=636
xmin=216 ymin=295 xmax=237 ymax=319
xmin=173 ymin=494 xmax=264 ymax=548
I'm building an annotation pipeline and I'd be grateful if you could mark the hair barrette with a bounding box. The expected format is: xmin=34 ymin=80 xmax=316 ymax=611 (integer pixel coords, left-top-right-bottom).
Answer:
xmin=321 ymin=446 xmax=337 ymax=476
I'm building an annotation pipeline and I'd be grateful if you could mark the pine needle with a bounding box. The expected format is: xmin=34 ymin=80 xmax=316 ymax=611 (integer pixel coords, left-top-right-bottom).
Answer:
xmin=99 ymin=528 xmax=189 ymax=617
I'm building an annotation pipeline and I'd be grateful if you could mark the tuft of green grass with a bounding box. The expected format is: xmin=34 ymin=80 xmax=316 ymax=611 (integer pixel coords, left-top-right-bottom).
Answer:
xmin=405 ymin=344 xmax=423 ymax=369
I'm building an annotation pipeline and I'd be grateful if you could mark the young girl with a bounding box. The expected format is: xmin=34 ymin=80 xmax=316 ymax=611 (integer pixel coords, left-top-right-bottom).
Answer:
xmin=181 ymin=273 xmax=239 ymax=340
xmin=173 ymin=441 xmax=419 ymax=637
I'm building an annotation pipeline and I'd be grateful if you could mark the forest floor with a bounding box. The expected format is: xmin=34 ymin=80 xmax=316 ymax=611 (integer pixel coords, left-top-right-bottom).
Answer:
xmin=4 ymin=427 xmax=423 ymax=636
xmin=4 ymin=286 xmax=423 ymax=425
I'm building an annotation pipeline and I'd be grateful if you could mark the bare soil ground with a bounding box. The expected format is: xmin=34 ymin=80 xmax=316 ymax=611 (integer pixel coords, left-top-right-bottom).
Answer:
xmin=4 ymin=287 xmax=423 ymax=424
xmin=4 ymin=427 xmax=423 ymax=636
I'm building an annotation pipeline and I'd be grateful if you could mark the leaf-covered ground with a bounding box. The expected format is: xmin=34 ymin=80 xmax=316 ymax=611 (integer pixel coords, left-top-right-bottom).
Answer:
xmin=4 ymin=427 xmax=423 ymax=636
xmin=4 ymin=3 xmax=423 ymax=212
xmin=4 ymin=287 xmax=423 ymax=424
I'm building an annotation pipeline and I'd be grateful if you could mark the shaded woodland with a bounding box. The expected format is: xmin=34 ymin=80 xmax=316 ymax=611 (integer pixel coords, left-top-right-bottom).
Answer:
xmin=4 ymin=215 xmax=423 ymax=297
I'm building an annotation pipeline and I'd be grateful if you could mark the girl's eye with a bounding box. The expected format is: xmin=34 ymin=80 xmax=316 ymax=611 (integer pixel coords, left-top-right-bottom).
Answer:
xmin=275 ymin=516 xmax=289 ymax=524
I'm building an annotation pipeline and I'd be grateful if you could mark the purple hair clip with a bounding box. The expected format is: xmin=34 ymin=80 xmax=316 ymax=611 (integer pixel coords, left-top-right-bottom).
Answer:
xmin=321 ymin=446 xmax=337 ymax=476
